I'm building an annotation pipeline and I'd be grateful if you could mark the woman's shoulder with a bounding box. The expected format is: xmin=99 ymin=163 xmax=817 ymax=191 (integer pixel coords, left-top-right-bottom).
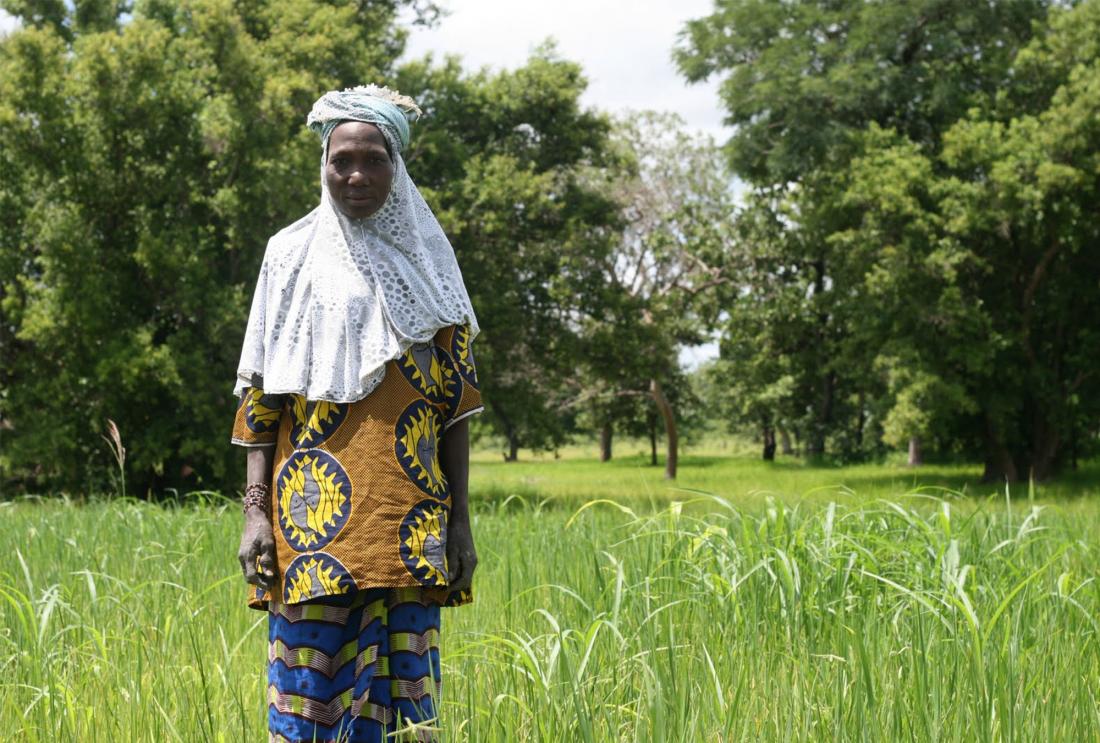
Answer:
xmin=264 ymin=208 xmax=322 ymax=259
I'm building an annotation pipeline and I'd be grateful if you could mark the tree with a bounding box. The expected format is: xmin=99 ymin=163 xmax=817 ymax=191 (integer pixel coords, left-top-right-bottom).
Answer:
xmin=830 ymin=125 xmax=987 ymax=468
xmin=570 ymin=111 xmax=737 ymax=478
xmin=675 ymin=0 xmax=1068 ymax=468
xmin=832 ymin=0 xmax=1100 ymax=478
xmin=676 ymin=0 xmax=1051 ymax=184
xmin=1 ymin=0 xmax=445 ymax=493
xmin=395 ymin=48 xmax=621 ymax=461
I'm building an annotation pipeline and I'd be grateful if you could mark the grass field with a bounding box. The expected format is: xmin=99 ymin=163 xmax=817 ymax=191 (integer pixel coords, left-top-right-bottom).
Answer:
xmin=2 ymin=449 xmax=1099 ymax=741
xmin=470 ymin=439 xmax=1100 ymax=506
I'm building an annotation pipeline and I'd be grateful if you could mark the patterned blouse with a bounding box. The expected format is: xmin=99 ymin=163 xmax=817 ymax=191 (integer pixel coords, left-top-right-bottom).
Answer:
xmin=231 ymin=324 xmax=482 ymax=611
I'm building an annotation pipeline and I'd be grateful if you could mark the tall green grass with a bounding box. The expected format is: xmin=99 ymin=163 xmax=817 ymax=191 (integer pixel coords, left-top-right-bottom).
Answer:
xmin=1 ymin=487 xmax=1097 ymax=740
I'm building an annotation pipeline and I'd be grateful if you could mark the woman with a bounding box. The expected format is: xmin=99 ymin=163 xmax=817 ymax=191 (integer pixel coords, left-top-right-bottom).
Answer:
xmin=230 ymin=85 xmax=482 ymax=743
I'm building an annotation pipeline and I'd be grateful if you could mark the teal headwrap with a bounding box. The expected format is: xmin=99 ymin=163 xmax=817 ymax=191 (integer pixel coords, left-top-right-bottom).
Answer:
xmin=307 ymin=85 xmax=423 ymax=153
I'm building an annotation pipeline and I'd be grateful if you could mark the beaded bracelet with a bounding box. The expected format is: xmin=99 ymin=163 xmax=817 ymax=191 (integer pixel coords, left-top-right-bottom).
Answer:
xmin=242 ymin=482 xmax=270 ymax=514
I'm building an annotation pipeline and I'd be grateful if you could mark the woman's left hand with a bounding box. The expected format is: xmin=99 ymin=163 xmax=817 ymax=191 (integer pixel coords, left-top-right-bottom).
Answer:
xmin=446 ymin=517 xmax=478 ymax=592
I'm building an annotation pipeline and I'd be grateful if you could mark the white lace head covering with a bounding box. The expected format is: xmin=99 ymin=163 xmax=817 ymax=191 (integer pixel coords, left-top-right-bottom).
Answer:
xmin=234 ymin=85 xmax=479 ymax=402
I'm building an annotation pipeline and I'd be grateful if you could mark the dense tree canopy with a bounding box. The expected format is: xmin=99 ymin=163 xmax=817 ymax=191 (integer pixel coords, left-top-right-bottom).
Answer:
xmin=1 ymin=0 xmax=437 ymax=493
xmin=679 ymin=0 xmax=1100 ymax=478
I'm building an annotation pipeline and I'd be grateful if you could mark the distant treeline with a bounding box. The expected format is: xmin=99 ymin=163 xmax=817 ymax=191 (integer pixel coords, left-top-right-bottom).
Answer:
xmin=1 ymin=0 xmax=1098 ymax=494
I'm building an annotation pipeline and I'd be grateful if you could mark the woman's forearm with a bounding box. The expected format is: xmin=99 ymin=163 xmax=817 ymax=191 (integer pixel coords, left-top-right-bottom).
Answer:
xmin=440 ymin=416 xmax=477 ymax=590
xmin=245 ymin=446 xmax=275 ymax=514
xmin=441 ymin=418 xmax=471 ymax=522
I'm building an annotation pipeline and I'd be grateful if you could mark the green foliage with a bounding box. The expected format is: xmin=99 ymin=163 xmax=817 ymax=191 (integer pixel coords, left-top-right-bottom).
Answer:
xmin=0 ymin=0 xmax=434 ymax=493
xmin=840 ymin=2 xmax=1100 ymax=476
xmin=5 ymin=0 xmax=1099 ymax=490
xmin=569 ymin=111 xmax=736 ymax=453
xmin=675 ymin=0 xmax=1048 ymax=183
xmin=877 ymin=361 xmax=975 ymax=451
xmin=677 ymin=0 xmax=1100 ymax=474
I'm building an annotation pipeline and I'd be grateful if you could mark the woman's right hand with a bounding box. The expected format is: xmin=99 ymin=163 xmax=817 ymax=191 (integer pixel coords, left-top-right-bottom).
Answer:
xmin=238 ymin=509 xmax=277 ymax=592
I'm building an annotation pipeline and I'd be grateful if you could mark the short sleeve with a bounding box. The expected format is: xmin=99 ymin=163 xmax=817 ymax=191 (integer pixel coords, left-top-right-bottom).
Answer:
xmin=230 ymin=387 xmax=286 ymax=447
xmin=439 ymin=324 xmax=483 ymax=430
xmin=234 ymin=257 xmax=270 ymax=398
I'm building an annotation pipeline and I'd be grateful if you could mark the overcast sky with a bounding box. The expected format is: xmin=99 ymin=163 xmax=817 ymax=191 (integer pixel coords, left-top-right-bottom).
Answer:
xmin=403 ymin=0 xmax=729 ymax=142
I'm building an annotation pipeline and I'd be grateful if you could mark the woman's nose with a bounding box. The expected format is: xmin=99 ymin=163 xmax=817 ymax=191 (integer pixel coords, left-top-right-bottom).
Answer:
xmin=348 ymin=169 xmax=368 ymax=185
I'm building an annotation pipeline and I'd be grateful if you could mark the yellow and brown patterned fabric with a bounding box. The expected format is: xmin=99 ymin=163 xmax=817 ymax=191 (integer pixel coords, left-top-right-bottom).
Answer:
xmin=231 ymin=324 xmax=482 ymax=610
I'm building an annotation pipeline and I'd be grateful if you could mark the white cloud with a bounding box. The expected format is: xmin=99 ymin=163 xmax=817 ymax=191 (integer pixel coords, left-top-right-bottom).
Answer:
xmin=1 ymin=10 xmax=19 ymax=34
xmin=679 ymin=340 xmax=720 ymax=370
xmin=402 ymin=0 xmax=731 ymax=142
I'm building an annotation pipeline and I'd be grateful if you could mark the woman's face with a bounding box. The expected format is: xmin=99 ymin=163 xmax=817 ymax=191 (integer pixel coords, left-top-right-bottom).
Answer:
xmin=325 ymin=121 xmax=395 ymax=219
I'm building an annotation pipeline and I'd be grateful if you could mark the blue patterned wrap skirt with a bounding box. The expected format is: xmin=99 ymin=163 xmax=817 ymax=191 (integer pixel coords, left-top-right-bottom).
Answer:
xmin=267 ymin=587 xmax=442 ymax=743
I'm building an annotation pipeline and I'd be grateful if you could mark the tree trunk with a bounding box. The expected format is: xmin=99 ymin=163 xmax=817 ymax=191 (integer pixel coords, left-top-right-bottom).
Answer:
xmin=808 ymin=371 xmax=835 ymax=458
xmin=762 ymin=425 xmax=776 ymax=461
xmin=647 ymin=412 xmax=658 ymax=466
xmin=1070 ymin=422 xmax=1079 ymax=471
xmin=1029 ymin=413 xmax=1061 ymax=481
xmin=650 ymin=379 xmax=678 ymax=480
xmin=779 ymin=428 xmax=794 ymax=456
xmin=499 ymin=409 xmax=519 ymax=462
xmin=855 ymin=391 xmax=866 ymax=449
xmin=907 ymin=435 xmax=923 ymax=468
xmin=599 ymin=421 xmax=613 ymax=462
xmin=807 ymin=258 xmax=832 ymax=459
xmin=981 ymin=420 xmax=1018 ymax=483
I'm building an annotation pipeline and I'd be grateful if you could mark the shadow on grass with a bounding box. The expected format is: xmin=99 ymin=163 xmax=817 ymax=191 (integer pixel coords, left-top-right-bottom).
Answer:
xmin=732 ymin=455 xmax=1096 ymax=500
xmin=824 ymin=459 xmax=1100 ymax=501
xmin=473 ymin=450 xmax=1100 ymax=504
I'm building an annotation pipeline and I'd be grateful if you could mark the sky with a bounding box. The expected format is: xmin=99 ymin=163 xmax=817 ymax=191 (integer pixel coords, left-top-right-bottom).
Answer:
xmin=402 ymin=0 xmax=730 ymax=142
xmin=1 ymin=0 xmax=727 ymax=365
